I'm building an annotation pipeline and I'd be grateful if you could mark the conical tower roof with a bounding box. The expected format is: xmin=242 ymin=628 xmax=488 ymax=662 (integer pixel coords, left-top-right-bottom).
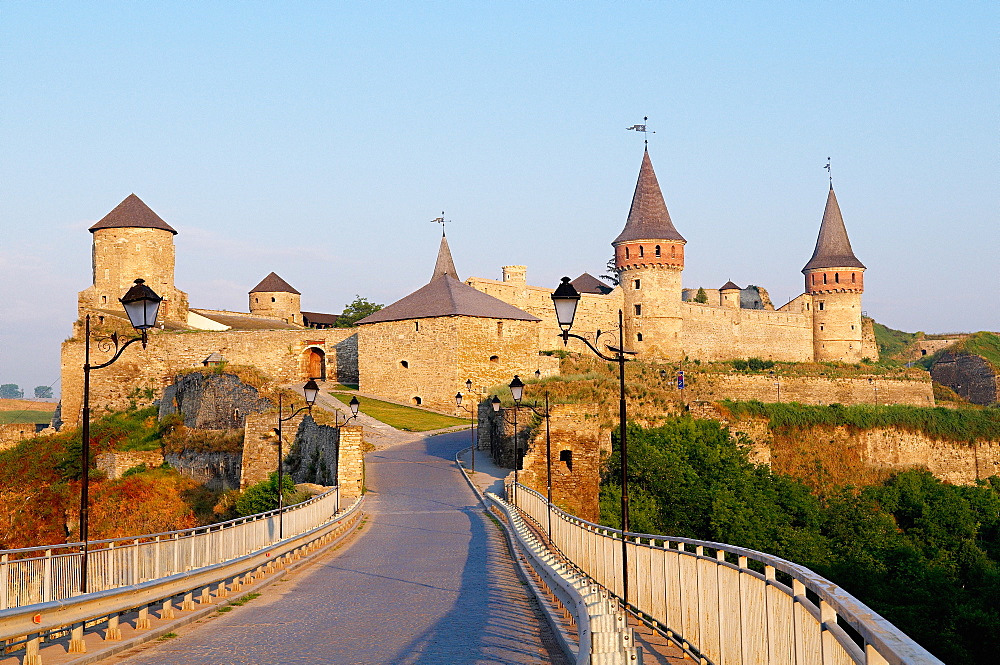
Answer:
xmin=89 ymin=194 xmax=177 ymax=234
xmin=613 ymin=149 xmax=685 ymax=245
xmin=802 ymin=186 xmax=865 ymax=272
xmin=431 ymin=233 xmax=459 ymax=281
xmin=249 ymin=272 xmax=301 ymax=295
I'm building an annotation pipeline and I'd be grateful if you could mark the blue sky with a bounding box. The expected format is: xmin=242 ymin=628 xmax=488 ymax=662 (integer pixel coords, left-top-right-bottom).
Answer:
xmin=1 ymin=1 xmax=997 ymax=395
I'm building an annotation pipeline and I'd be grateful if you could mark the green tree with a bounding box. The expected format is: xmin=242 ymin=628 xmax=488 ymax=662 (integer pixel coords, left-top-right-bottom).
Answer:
xmin=693 ymin=287 xmax=708 ymax=303
xmin=600 ymin=256 xmax=620 ymax=286
xmin=234 ymin=472 xmax=298 ymax=517
xmin=335 ymin=295 xmax=384 ymax=328
xmin=34 ymin=386 xmax=53 ymax=399
xmin=0 ymin=384 xmax=23 ymax=399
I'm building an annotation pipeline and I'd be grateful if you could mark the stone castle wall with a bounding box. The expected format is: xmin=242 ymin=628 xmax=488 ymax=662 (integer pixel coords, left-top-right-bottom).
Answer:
xmin=680 ymin=302 xmax=814 ymax=362
xmin=60 ymin=327 xmax=358 ymax=428
xmin=96 ymin=450 xmax=167 ymax=479
xmin=468 ymin=266 xmax=873 ymax=364
xmin=684 ymin=373 xmax=933 ymax=406
xmin=357 ymin=315 xmax=555 ymax=411
xmin=242 ymin=413 xmax=363 ymax=498
xmin=0 ymin=424 xmax=52 ymax=452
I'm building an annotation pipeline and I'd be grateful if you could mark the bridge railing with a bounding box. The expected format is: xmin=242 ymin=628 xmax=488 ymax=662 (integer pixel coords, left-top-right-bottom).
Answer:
xmin=0 ymin=487 xmax=339 ymax=610
xmin=509 ymin=482 xmax=943 ymax=665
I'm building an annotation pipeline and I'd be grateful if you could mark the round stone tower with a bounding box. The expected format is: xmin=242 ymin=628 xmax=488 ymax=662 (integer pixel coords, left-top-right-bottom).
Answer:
xmin=802 ymin=186 xmax=866 ymax=362
xmin=249 ymin=272 xmax=302 ymax=325
xmin=720 ymin=281 xmax=741 ymax=309
xmin=612 ymin=149 xmax=686 ymax=358
xmin=85 ymin=194 xmax=189 ymax=323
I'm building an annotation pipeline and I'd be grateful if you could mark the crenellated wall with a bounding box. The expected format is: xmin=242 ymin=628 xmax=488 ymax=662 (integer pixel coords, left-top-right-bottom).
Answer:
xmin=680 ymin=302 xmax=814 ymax=362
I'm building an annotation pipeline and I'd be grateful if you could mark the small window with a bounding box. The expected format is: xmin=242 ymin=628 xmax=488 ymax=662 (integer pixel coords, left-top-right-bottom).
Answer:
xmin=819 ymin=302 xmax=824 ymax=311
xmin=811 ymin=274 xmax=816 ymax=285
xmin=806 ymin=302 xmax=810 ymax=310
xmin=634 ymin=279 xmax=640 ymax=290
xmin=851 ymin=325 xmax=855 ymax=330
xmin=412 ymin=396 xmax=422 ymax=406
xmin=852 ymin=273 xmax=856 ymax=283
xmin=400 ymin=360 xmax=409 ymax=368
xmin=98 ymin=316 xmax=104 ymax=323
xmin=101 ymin=295 xmax=107 ymax=304
xmin=820 ymin=324 xmax=824 ymax=331
xmin=655 ymin=245 xmax=661 ymax=257
xmin=637 ymin=333 xmax=643 ymax=342
xmin=497 ymin=321 xmax=503 ymax=336
xmin=559 ymin=449 xmax=573 ymax=471
xmin=415 ymin=321 xmax=419 ymax=331
xmin=625 ymin=247 xmax=630 ymax=259
xmin=490 ymin=355 xmax=499 ymax=363
xmin=639 ymin=246 xmax=644 ymax=258
xmin=634 ymin=304 xmax=641 ymax=316
xmin=921 ymin=349 xmax=928 ymax=356
xmin=670 ymin=245 xmax=676 ymax=258
xmin=835 ymin=273 xmax=840 ymax=283
xmin=271 ymin=297 xmax=276 ymax=302
xmin=823 ymin=274 xmax=827 ymax=284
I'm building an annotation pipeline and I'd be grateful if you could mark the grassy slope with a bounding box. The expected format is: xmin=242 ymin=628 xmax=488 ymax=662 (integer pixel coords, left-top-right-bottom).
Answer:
xmin=870 ymin=320 xmax=918 ymax=359
xmin=329 ymin=392 xmax=466 ymax=431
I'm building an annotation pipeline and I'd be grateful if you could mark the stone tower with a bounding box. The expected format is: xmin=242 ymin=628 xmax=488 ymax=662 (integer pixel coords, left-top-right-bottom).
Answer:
xmin=612 ymin=149 xmax=686 ymax=358
xmin=82 ymin=194 xmax=189 ymax=323
xmin=802 ymin=185 xmax=866 ymax=362
xmin=720 ymin=281 xmax=741 ymax=309
xmin=249 ymin=272 xmax=302 ymax=325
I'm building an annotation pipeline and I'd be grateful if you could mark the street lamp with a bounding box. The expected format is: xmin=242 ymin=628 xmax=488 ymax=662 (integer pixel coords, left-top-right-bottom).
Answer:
xmin=509 ymin=376 xmax=524 ymax=502
xmin=770 ymin=370 xmax=781 ymax=402
xmin=551 ymin=276 xmax=637 ymax=607
xmin=274 ymin=379 xmax=321 ymax=539
xmin=80 ymin=278 xmax=162 ymax=593
xmin=490 ymin=395 xmax=502 ymax=461
xmin=455 ymin=379 xmax=477 ymax=473
xmin=868 ymin=377 xmax=878 ymax=405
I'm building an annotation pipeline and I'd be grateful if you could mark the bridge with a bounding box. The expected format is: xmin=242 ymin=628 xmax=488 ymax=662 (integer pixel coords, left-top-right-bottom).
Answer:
xmin=0 ymin=429 xmax=942 ymax=664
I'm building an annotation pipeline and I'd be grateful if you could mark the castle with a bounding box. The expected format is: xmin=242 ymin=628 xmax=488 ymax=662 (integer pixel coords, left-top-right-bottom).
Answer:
xmin=467 ymin=148 xmax=878 ymax=365
xmin=59 ymin=149 xmax=878 ymax=423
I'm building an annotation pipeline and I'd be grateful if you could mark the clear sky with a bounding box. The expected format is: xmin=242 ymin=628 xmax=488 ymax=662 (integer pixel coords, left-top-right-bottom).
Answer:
xmin=1 ymin=1 xmax=997 ymax=397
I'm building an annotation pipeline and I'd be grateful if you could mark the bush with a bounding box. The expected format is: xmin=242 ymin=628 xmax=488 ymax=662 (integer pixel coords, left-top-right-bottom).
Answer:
xmin=233 ymin=472 xmax=304 ymax=517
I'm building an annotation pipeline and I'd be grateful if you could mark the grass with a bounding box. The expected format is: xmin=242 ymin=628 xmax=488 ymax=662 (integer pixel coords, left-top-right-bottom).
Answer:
xmin=329 ymin=393 xmax=466 ymax=431
xmin=229 ymin=592 xmax=260 ymax=606
xmin=720 ymin=399 xmax=1000 ymax=443
xmin=0 ymin=410 xmax=51 ymax=424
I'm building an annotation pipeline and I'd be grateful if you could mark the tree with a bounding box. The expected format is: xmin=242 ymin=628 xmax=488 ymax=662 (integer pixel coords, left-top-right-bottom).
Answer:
xmin=694 ymin=287 xmax=708 ymax=304
xmin=234 ymin=472 xmax=298 ymax=517
xmin=335 ymin=295 xmax=384 ymax=328
xmin=599 ymin=256 xmax=620 ymax=286
xmin=0 ymin=384 xmax=23 ymax=399
xmin=34 ymin=386 xmax=53 ymax=399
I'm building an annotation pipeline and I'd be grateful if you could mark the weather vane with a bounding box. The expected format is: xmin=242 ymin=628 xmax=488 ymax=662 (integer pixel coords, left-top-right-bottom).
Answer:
xmin=430 ymin=211 xmax=449 ymax=236
xmin=824 ymin=157 xmax=832 ymax=186
xmin=626 ymin=116 xmax=654 ymax=146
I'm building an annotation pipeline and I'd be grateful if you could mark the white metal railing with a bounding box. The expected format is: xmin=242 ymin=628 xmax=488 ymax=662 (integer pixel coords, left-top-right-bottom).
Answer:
xmin=510 ymin=483 xmax=943 ymax=665
xmin=0 ymin=488 xmax=339 ymax=610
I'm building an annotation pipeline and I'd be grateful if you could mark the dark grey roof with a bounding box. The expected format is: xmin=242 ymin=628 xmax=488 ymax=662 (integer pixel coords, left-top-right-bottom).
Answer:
xmin=250 ymin=272 xmax=301 ymax=295
xmin=613 ymin=149 xmax=685 ymax=245
xmin=357 ymin=274 xmax=540 ymax=324
xmin=302 ymin=311 xmax=339 ymax=326
xmin=571 ymin=272 xmax=614 ymax=295
xmin=802 ymin=187 xmax=866 ymax=272
xmin=90 ymin=194 xmax=177 ymax=234
xmin=432 ymin=234 xmax=459 ymax=281
xmin=720 ymin=280 xmax=741 ymax=291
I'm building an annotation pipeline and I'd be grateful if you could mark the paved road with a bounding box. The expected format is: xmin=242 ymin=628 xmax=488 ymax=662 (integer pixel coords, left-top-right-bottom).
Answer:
xmin=112 ymin=430 xmax=568 ymax=665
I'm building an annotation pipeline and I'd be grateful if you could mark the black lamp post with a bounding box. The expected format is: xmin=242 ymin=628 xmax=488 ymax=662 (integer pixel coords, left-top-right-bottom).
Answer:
xmin=551 ymin=276 xmax=637 ymax=607
xmin=80 ymin=278 xmax=162 ymax=593
xmin=509 ymin=376 xmax=524 ymax=504
xmin=274 ymin=379 xmax=322 ymax=539
xmin=490 ymin=395 xmax=501 ymax=461
xmin=506 ymin=388 xmax=553 ymax=539
xmin=456 ymin=378 xmax=476 ymax=473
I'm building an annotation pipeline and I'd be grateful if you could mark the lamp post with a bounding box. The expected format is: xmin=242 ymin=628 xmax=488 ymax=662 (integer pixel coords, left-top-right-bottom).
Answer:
xmin=770 ymin=370 xmax=781 ymax=402
xmin=80 ymin=278 xmax=162 ymax=593
xmin=868 ymin=377 xmax=878 ymax=405
xmin=504 ymin=388 xmax=554 ymax=539
xmin=456 ymin=378 xmax=476 ymax=473
xmin=509 ymin=376 xmax=524 ymax=504
xmin=490 ymin=395 xmax=502 ymax=461
xmin=274 ymin=379 xmax=322 ymax=539
xmin=551 ymin=276 xmax=637 ymax=607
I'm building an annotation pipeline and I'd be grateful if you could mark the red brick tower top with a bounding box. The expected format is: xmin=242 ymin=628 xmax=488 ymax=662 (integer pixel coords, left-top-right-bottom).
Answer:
xmin=613 ymin=149 xmax=686 ymax=270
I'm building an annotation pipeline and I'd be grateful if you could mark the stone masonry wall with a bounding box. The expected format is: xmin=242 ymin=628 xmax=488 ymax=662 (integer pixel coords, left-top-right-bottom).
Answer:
xmin=159 ymin=371 xmax=273 ymax=428
xmin=680 ymin=301 xmax=814 ymax=362
xmin=60 ymin=327 xmax=357 ymax=428
xmin=241 ymin=413 xmax=363 ymax=497
xmin=164 ymin=450 xmax=242 ymax=490
xmin=358 ymin=315 xmax=552 ymax=411
xmin=684 ymin=373 xmax=933 ymax=407
xmin=0 ymin=424 xmax=53 ymax=452
xmin=931 ymin=352 xmax=998 ymax=405
xmin=515 ymin=404 xmax=606 ymax=522
xmin=96 ymin=450 xmax=166 ymax=479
